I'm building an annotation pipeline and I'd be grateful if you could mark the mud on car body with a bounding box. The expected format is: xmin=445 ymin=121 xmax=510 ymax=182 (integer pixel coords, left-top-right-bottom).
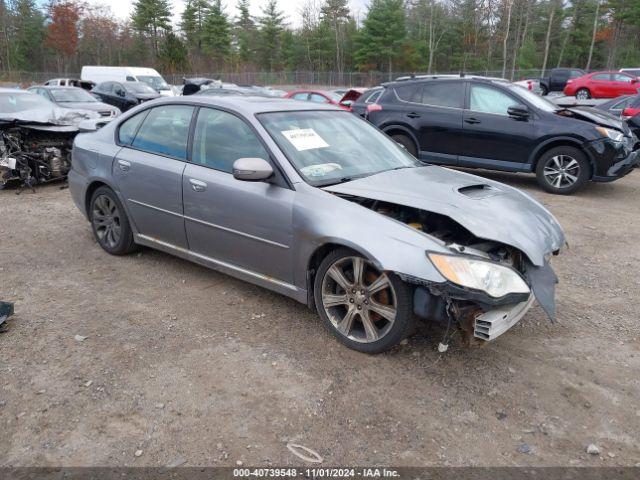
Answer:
xmin=69 ymin=96 xmax=565 ymax=353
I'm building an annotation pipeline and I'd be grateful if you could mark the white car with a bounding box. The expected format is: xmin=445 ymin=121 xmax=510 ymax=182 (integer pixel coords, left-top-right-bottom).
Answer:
xmin=80 ymin=66 xmax=174 ymax=97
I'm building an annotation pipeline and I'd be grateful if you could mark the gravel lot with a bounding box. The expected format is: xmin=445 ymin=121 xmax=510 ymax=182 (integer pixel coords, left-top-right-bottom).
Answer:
xmin=1 ymin=169 xmax=639 ymax=467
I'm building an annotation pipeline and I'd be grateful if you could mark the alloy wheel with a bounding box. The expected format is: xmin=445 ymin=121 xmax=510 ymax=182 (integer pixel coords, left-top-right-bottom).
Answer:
xmin=576 ymin=89 xmax=589 ymax=100
xmin=543 ymin=155 xmax=581 ymax=189
xmin=92 ymin=194 xmax=122 ymax=249
xmin=321 ymin=256 xmax=397 ymax=343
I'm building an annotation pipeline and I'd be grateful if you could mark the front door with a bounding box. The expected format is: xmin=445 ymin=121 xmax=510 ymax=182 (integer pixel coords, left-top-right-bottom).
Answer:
xmin=112 ymin=104 xmax=194 ymax=248
xmin=182 ymin=107 xmax=295 ymax=283
xmin=459 ymin=83 xmax=534 ymax=170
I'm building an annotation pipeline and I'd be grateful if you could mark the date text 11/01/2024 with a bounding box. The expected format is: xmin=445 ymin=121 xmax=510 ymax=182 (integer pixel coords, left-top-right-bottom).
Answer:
xmin=233 ymin=468 xmax=400 ymax=478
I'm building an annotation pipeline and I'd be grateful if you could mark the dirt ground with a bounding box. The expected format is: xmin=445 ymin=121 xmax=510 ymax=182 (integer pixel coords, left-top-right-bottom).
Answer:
xmin=1 ymin=169 xmax=639 ymax=468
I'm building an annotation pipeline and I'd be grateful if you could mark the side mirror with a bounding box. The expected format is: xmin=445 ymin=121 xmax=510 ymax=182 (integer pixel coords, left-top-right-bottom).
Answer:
xmin=631 ymin=78 xmax=638 ymax=84
xmin=233 ymin=157 xmax=274 ymax=182
xmin=507 ymin=104 xmax=530 ymax=119
xmin=116 ymin=89 xmax=125 ymax=97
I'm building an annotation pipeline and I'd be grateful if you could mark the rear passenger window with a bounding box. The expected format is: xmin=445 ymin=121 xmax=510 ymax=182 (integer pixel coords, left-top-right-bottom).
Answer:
xmin=470 ymin=85 xmax=518 ymax=115
xmin=192 ymin=108 xmax=269 ymax=173
xmin=419 ymin=82 xmax=463 ymax=108
xmin=131 ymin=105 xmax=194 ymax=159
xmin=394 ymin=84 xmax=420 ymax=102
xmin=309 ymin=93 xmax=329 ymax=103
xmin=118 ymin=111 xmax=148 ymax=145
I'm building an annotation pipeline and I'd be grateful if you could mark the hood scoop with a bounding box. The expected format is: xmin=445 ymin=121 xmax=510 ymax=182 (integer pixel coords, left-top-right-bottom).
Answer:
xmin=457 ymin=184 xmax=502 ymax=199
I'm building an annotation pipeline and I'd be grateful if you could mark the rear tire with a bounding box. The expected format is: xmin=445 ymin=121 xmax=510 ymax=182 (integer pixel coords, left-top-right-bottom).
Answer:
xmin=89 ymin=186 xmax=138 ymax=255
xmin=540 ymin=84 xmax=549 ymax=96
xmin=575 ymin=88 xmax=591 ymax=100
xmin=391 ymin=133 xmax=418 ymax=158
xmin=313 ymin=248 xmax=415 ymax=354
xmin=535 ymin=146 xmax=590 ymax=195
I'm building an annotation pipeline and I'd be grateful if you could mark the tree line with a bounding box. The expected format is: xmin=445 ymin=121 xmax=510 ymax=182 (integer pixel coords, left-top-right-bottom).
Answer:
xmin=0 ymin=0 xmax=639 ymax=81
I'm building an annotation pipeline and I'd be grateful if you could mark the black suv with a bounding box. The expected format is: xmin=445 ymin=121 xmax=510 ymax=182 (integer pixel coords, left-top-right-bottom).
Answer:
xmin=92 ymin=81 xmax=160 ymax=112
xmin=364 ymin=76 xmax=638 ymax=194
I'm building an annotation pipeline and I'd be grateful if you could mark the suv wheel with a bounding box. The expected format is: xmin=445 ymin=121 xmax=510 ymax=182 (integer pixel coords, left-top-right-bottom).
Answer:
xmin=391 ymin=133 xmax=418 ymax=157
xmin=535 ymin=146 xmax=590 ymax=195
xmin=540 ymin=84 xmax=549 ymax=96
xmin=575 ymin=88 xmax=591 ymax=100
xmin=314 ymin=248 xmax=415 ymax=354
xmin=89 ymin=186 xmax=138 ymax=255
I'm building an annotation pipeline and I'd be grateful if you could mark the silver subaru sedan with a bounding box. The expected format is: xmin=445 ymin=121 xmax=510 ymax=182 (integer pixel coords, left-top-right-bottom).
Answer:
xmin=69 ymin=95 xmax=565 ymax=353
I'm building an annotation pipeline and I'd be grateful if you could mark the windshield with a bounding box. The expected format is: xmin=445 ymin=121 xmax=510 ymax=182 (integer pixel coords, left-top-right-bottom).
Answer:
xmin=50 ymin=88 xmax=97 ymax=103
xmin=506 ymin=83 xmax=558 ymax=112
xmin=0 ymin=92 xmax=53 ymax=113
xmin=259 ymin=110 xmax=420 ymax=186
xmin=137 ymin=75 xmax=170 ymax=91
xmin=125 ymin=82 xmax=158 ymax=94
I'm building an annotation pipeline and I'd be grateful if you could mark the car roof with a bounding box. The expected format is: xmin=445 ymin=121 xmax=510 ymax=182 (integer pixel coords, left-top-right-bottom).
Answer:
xmin=31 ymin=85 xmax=85 ymax=90
xmin=147 ymin=95 xmax=340 ymax=115
xmin=383 ymin=75 xmax=508 ymax=87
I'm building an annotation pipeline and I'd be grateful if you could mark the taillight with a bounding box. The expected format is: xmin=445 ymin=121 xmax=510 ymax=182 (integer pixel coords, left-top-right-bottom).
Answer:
xmin=367 ymin=104 xmax=382 ymax=113
xmin=622 ymin=108 xmax=639 ymax=120
xmin=527 ymin=81 xmax=533 ymax=90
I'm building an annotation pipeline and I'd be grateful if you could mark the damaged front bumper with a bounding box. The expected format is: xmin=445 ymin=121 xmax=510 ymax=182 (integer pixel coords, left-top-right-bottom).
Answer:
xmin=404 ymin=260 xmax=558 ymax=344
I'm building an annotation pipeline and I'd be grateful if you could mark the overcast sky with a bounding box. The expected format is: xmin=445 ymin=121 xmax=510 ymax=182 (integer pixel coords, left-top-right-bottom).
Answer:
xmin=80 ymin=0 xmax=371 ymax=29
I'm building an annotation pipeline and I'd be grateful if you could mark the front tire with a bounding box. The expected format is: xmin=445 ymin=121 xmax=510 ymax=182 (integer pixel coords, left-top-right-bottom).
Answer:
xmin=535 ymin=146 xmax=590 ymax=195
xmin=89 ymin=186 xmax=138 ymax=255
xmin=391 ymin=133 xmax=418 ymax=158
xmin=313 ymin=248 xmax=415 ymax=354
xmin=575 ymin=88 xmax=591 ymax=100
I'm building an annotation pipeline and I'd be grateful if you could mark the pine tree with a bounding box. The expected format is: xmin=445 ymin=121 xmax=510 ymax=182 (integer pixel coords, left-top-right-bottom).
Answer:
xmin=202 ymin=0 xmax=231 ymax=64
xmin=9 ymin=0 xmax=45 ymax=70
xmin=131 ymin=0 xmax=172 ymax=57
xmin=159 ymin=31 xmax=189 ymax=72
xmin=320 ymin=0 xmax=350 ymax=72
xmin=235 ymin=0 xmax=256 ymax=63
xmin=181 ymin=0 xmax=209 ymax=54
xmin=355 ymin=0 xmax=406 ymax=74
xmin=257 ymin=0 xmax=285 ymax=71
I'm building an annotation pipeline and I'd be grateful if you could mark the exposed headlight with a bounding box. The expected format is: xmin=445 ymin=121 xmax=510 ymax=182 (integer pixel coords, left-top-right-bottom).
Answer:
xmin=596 ymin=126 xmax=624 ymax=143
xmin=428 ymin=253 xmax=530 ymax=298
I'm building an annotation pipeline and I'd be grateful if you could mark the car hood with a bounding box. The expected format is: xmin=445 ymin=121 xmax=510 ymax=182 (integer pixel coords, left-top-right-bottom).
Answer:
xmin=323 ymin=166 xmax=565 ymax=266
xmin=563 ymin=106 xmax=630 ymax=133
xmin=55 ymin=101 xmax=115 ymax=113
xmin=0 ymin=106 xmax=100 ymax=126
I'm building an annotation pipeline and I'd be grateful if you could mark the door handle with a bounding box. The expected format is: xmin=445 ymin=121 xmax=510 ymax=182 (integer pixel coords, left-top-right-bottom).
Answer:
xmin=406 ymin=112 xmax=421 ymax=118
xmin=465 ymin=117 xmax=481 ymax=124
xmin=189 ymin=178 xmax=207 ymax=192
xmin=117 ymin=159 xmax=131 ymax=171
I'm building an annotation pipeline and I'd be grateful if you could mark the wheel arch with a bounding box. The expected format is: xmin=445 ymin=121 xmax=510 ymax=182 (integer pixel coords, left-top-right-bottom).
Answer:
xmin=84 ymin=179 xmax=126 ymax=218
xmin=530 ymin=137 xmax=595 ymax=177
xmin=305 ymin=241 xmax=381 ymax=309
xmin=381 ymin=125 xmax=419 ymax=151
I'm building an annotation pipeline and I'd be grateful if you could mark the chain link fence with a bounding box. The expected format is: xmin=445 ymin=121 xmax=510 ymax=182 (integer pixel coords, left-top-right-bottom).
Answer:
xmin=2 ymin=69 xmax=556 ymax=89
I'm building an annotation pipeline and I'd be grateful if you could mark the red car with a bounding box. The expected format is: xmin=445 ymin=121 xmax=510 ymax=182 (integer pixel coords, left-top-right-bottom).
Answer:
xmin=285 ymin=89 xmax=363 ymax=110
xmin=564 ymin=71 xmax=640 ymax=100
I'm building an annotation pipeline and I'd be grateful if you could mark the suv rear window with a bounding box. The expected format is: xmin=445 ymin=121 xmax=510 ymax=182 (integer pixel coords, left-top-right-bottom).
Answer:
xmin=419 ymin=82 xmax=464 ymax=108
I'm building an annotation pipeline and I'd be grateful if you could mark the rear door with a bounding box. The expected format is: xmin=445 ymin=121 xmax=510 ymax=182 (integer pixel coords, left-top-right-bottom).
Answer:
xmin=459 ymin=83 xmax=534 ymax=170
xmin=182 ymin=107 xmax=295 ymax=282
xmin=409 ymin=80 xmax=465 ymax=165
xmin=112 ymin=104 xmax=195 ymax=248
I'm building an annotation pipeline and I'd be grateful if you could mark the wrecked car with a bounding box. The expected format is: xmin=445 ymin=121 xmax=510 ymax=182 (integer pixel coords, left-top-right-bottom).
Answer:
xmin=69 ymin=97 xmax=565 ymax=353
xmin=0 ymin=89 xmax=101 ymax=190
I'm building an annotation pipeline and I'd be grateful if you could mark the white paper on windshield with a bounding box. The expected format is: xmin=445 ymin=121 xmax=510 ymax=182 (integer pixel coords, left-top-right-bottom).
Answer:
xmin=281 ymin=128 xmax=329 ymax=151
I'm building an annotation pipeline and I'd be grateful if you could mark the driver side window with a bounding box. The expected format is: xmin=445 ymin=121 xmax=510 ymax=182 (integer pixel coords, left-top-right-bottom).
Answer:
xmin=192 ymin=108 xmax=269 ymax=173
xmin=469 ymin=85 xmax=518 ymax=116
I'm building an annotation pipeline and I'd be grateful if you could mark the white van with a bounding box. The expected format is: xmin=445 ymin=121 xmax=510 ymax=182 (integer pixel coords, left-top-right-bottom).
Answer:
xmin=80 ymin=66 xmax=174 ymax=96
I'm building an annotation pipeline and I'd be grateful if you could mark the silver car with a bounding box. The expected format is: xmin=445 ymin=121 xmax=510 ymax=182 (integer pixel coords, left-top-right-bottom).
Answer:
xmin=69 ymin=96 xmax=566 ymax=353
